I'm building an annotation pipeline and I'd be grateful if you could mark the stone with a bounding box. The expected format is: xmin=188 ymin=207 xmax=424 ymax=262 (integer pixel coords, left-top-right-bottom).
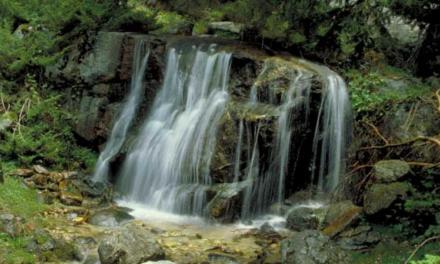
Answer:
xmin=208 ymin=253 xmax=240 ymax=264
xmin=13 ymin=168 xmax=34 ymax=178
xmin=206 ymin=180 xmax=252 ymax=222
xmin=74 ymin=96 xmax=108 ymax=142
xmin=0 ymin=213 xmax=22 ymax=237
xmin=89 ymin=207 xmax=134 ymax=227
xmin=79 ymin=32 xmax=126 ymax=83
xmin=142 ymin=261 xmax=175 ymax=264
xmin=373 ymin=160 xmax=410 ymax=183
xmin=322 ymin=200 xmax=362 ymax=237
xmin=98 ymin=222 xmax=165 ymax=264
xmin=33 ymin=165 xmax=49 ymax=175
xmin=92 ymin=84 xmax=111 ymax=96
xmin=364 ymin=182 xmax=410 ymax=215
xmin=286 ymin=206 xmax=325 ymax=231
xmin=336 ymin=226 xmax=380 ymax=250
xmin=281 ymin=230 xmax=350 ymax=264
xmin=208 ymin=21 xmax=244 ymax=35
xmin=385 ymin=15 xmax=421 ymax=46
xmin=60 ymin=191 xmax=83 ymax=206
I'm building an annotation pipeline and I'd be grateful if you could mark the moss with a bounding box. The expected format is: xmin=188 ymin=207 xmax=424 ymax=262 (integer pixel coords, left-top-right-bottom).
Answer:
xmin=0 ymin=176 xmax=46 ymax=218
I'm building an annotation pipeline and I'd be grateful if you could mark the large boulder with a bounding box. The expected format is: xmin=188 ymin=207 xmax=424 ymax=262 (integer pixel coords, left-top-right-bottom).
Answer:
xmin=88 ymin=207 xmax=134 ymax=227
xmin=286 ymin=206 xmax=326 ymax=231
xmin=322 ymin=200 xmax=362 ymax=237
xmin=363 ymin=182 xmax=411 ymax=215
xmin=98 ymin=222 xmax=165 ymax=264
xmin=373 ymin=160 xmax=410 ymax=183
xmin=281 ymin=230 xmax=350 ymax=264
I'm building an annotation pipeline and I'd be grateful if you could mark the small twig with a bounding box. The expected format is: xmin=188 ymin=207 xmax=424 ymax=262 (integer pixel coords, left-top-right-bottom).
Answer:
xmin=359 ymin=136 xmax=440 ymax=151
xmin=15 ymin=99 xmax=31 ymax=138
xmin=363 ymin=120 xmax=389 ymax=144
xmin=404 ymin=235 xmax=440 ymax=264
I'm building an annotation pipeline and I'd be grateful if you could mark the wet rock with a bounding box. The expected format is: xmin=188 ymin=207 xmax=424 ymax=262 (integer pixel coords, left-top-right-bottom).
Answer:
xmin=286 ymin=206 xmax=325 ymax=231
xmin=364 ymin=182 xmax=410 ymax=215
xmin=79 ymin=32 xmax=125 ymax=83
xmin=207 ymin=180 xmax=252 ymax=222
xmin=13 ymin=168 xmax=34 ymax=178
xmin=33 ymin=165 xmax=49 ymax=175
xmin=322 ymin=200 xmax=362 ymax=237
xmin=0 ymin=213 xmax=23 ymax=237
xmin=285 ymin=190 xmax=313 ymax=205
xmin=98 ymin=223 xmax=165 ymax=264
xmin=73 ymin=236 xmax=98 ymax=261
xmin=89 ymin=207 xmax=134 ymax=227
xmin=142 ymin=261 xmax=176 ymax=264
xmin=208 ymin=22 xmax=244 ymax=38
xmin=336 ymin=226 xmax=380 ymax=250
xmin=27 ymin=229 xmax=77 ymax=262
xmin=59 ymin=192 xmax=83 ymax=206
xmin=74 ymin=96 xmax=108 ymax=142
xmin=281 ymin=230 xmax=350 ymax=264
xmin=208 ymin=252 xmax=240 ymax=264
xmin=373 ymin=160 xmax=410 ymax=183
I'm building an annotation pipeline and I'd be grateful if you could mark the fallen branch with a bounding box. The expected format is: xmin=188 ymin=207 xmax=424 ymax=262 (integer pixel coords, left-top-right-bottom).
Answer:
xmin=359 ymin=136 xmax=440 ymax=151
xmin=363 ymin=120 xmax=389 ymax=144
xmin=404 ymin=235 xmax=440 ymax=264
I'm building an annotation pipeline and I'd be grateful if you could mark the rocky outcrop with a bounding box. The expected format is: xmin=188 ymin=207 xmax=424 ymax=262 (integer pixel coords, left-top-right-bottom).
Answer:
xmin=281 ymin=230 xmax=350 ymax=264
xmin=363 ymin=182 xmax=410 ymax=215
xmin=98 ymin=222 xmax=165 ymax=264
xmin=322 ymin=200 xmax=362 ymax=237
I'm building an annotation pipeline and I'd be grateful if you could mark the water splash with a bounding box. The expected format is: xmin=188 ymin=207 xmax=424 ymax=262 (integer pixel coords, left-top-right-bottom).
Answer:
xmin=117 ymin=43 xmax=232 ymax=215
xmin=92 ymin=39 xmax=150 ymax=182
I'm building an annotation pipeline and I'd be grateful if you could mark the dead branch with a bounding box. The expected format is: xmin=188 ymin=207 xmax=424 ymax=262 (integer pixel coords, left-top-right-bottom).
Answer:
xmin=358 ymin=136 xmax=440 ymax=151
xmin=404 ymin=235 xmax=440 ymax=264
xmin=363 ymin=120 xmax=389 ymax=144
xmin=14 ymin=99 xmax=31 ymax=138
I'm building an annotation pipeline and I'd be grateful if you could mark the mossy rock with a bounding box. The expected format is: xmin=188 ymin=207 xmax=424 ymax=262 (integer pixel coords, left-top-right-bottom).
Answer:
xmin=364 ymin=182 xmax=411 ymax=215
xmin=373 ymin=160 xmax=410 ymax=183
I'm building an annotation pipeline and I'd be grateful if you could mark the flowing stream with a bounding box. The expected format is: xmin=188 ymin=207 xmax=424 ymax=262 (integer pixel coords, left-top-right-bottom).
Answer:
xmin=92 ymin=38 xmax=150 ymax=182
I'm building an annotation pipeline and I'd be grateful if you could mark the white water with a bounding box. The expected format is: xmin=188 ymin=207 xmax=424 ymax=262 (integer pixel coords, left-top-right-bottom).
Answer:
xmin=92 ymin=39 xmax=150 ymax=182
xmin=310 ymin=64 xmax=351 ymax=192
xmin=117 ymin=43 xmax=232 ymax=215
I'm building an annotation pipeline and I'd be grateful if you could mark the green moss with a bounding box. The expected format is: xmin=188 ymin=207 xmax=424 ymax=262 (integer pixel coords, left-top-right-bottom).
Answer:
xmin=346 ymin=67 xmax=433 ymax=112
xmin=0 ymin=232 xmax=35 ymax=264
xmin=411 ymin=255 xmax=440 ymax=264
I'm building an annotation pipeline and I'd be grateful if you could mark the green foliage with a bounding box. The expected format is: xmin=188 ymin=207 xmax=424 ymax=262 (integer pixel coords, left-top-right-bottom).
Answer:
xmin=411 ymin=255 xmax=440 ymax=264
xmin=346 ymin=67 xmax=432 ymax=112
xmin=0 ymin=232 xmax=35 ymax=264
xmin=0 ymin=0 xmax=120 ymax=74
xmin=0 ymin=176 xmax=46 ymax=218
xmin=152 ymin=10 xmax=189 ymax=34
xmin=262 ymin=12 xmax=288 ymax=40
xmin=0 ymin=75 xmax=97 ymax=170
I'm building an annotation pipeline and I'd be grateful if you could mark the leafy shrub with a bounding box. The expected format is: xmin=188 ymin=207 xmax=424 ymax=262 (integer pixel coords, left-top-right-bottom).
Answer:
xmin=411 ymin=255 xmax=440 ymax=264
xmin=0 ymin=75 xmax=97 ymax=170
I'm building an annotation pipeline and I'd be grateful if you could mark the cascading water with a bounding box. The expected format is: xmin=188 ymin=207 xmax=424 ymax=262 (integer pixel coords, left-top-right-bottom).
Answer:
xmin=117 ymin=43 xmax=232 ymax=215
xmin=240 ymin=70 xmax=313 ymax=218
xmin=310 ymin=65 xmax=351 ymax=192
xmin=92 ymin=39 xmax=150 ymax=182
xmin=93 ymin=37 xmax=351 ymax=220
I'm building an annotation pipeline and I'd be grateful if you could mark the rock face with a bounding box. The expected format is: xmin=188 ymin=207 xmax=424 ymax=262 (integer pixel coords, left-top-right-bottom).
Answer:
xmin=281 ymin=230 xmax=350 ymax=264
xmin=363 ymin=182 xmax=410 ymax=215
xmin=286 ymin=207 xmax=325 ymax=231
xmin=98 ymin=223 xmax=165 ymax=264
xmin=322 ymin=200 xmax=362 ymax=237
xmin=373 ymin=160 xmax=410 ymax=183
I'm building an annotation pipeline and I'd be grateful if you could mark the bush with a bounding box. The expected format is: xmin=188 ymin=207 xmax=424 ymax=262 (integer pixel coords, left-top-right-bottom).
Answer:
xmin=0 ymin=75 xmax=97 ymax=170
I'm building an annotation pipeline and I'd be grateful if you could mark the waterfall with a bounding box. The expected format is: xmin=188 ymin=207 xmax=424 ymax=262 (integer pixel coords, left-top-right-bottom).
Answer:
xmin=240 ymin=70 xmax=313 ymax=218
xmin=310 ymin=66 xmax=351 ymax=192
xmin=117 ymin=43 xmax=232 ymax=215
xmin=92 ymin=39 xmax=150 ymax=182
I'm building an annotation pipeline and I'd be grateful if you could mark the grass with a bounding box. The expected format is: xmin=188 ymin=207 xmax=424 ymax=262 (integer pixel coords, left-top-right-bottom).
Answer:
xmin=0 ymin=176 xmax=46 ymax=219
xmin=0 ymin=232 xmax=35 ymax=264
